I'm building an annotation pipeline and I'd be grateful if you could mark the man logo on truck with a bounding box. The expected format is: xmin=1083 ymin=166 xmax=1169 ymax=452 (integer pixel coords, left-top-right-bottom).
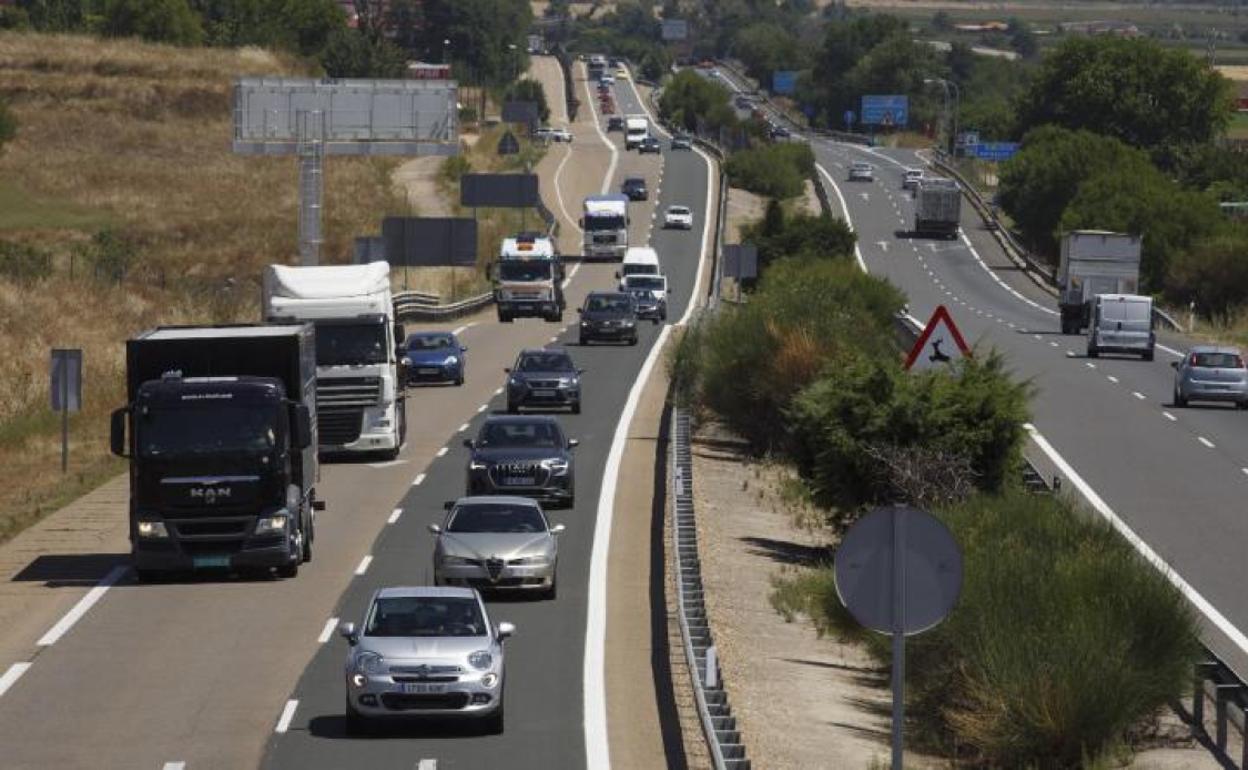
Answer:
xmin=190 ymin=486 xmax=231 ymax=503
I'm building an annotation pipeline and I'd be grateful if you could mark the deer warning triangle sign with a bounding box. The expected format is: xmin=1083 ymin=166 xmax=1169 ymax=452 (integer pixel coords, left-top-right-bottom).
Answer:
xmin=905 ymin=305 xmax=971 ymax=371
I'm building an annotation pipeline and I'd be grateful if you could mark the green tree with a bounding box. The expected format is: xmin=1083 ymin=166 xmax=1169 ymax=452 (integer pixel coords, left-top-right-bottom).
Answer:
xmin=1060 ymin=165 xmax=1225 ymax=292
xmin=658 ymin=69 xmax=737 ymax=134
xmin=1014 ymin=37 xmax=1234 ymax=155
xmin=1006 ymin=17 xmax=1037 ymax=58
xmin=17 ymin=0 xmax=87 ymax=32
xmin=725 ymin=142 xmax=815 ymax=199
xmin=734 ymin=22 xmax=805 ymax=86
xmin=421 ymin=0 xmax=533 ymax=86
xmin=740 ymin=204 xmax=856 ymax=269
xmin=103 ymin=0 xmax=203 ymax=44
xmin=321 ymin=26 xmax=406 ymax=78
xmin=1168 ymin=233 xmax=1248 ymax=324
xmin=505 ymin=78 xmax=550 ymax=123
xmin=192 ymin=0 xmax=344 ymax=55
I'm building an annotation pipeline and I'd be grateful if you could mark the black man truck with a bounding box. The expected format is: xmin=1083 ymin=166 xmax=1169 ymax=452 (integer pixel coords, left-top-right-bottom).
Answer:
xmin=110 ymin=324 xmax=320 ymax=581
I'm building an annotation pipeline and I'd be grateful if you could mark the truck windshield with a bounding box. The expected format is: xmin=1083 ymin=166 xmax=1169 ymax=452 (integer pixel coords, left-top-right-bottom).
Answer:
xmin=315 ymin=322 xmax=387 ymax=366
xmin=585 ymin=214 xmax=626 ymax=231
xmin=498 ymin=261 xmax=553 ymax=282
xmin=138 ymin=405 xmax=279 ymax=458
xmin=626 ymin=276 xmax=664 ymax=290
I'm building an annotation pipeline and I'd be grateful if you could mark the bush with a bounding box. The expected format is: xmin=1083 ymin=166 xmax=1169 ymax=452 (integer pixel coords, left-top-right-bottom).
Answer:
xmin=438 ymin=154 xmax=473 ymax=185
xmin=78 ymin=228 xmax=137 ymax=283
xmin=725 ymin=142 xmax=815 ymax=200
xmin=0 ymin=241 xmax=53 ymax=282
xmin=740 ymin=201 xmax=856 ymax=271
xmin=693 ymin=258 xmax=904 ymax=450
xmin=787 ymin=350 xmax=1030 ymax=511
xmin=320 ymin=26 xmax=406 ymax=79
xmin=505 ymin=78 xmax=550 ymax=124
xmin=1168 ymin=233 xmax=1248 ymax=324
xmin=0 ymin=5 xmax=31 ymax=29
xmin=658 ymin=69 xmax=737 ymax=135
xmin=102 ymin=0 xmax=204 ymax=46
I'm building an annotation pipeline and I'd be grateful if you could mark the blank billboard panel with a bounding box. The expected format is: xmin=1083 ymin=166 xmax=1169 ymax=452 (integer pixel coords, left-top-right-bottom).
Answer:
xmin=461 ymin=174 xmax=540 ymax=208
xmin=382 ymin=217 xmax=478 ymax=266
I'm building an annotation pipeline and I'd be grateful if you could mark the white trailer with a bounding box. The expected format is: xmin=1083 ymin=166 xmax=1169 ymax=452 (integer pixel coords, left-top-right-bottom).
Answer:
xmin=1057 ymin=231 xmax=1143 ymax=335
xmin=625 ymin=115 xmax=649 ymax=149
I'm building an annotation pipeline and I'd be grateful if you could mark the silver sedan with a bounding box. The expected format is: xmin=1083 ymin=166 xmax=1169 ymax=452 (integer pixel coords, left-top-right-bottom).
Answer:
xmin=339 ymin=586 xmax=514 ymax=734
xmin=1172 ymin=346 xmax=1248 ymax=408
xmin=430 ymin=496 xmax=564 ymax=599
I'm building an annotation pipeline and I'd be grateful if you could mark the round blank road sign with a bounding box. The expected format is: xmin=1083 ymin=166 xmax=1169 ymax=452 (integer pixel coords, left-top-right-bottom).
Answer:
xmin=834 ymin=505 xmax=962 ymax=636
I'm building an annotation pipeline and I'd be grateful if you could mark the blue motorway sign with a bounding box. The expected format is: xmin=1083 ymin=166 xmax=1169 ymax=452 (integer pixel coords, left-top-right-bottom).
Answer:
xmin=772 ymin=70 xmax=798 ymax=95
xmin=971 ymin=142 xmax=1020 ymax=162
xmin=860 ymin=95 xmax=908 ymax=127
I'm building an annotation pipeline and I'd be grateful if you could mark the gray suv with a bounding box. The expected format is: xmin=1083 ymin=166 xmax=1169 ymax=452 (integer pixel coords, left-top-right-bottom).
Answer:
xmin=465 ymin=416 xmax=577 ymax=507
xmin=505 ymin=348 xmax=583 ymax=414
xmin=1173 ymin=346 xmax=1248 ymax=408
xmin=339 ymin=586 xmax=514 ymax=734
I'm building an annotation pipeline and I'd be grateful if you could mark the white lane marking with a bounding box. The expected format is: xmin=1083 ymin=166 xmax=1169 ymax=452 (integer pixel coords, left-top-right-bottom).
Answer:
xmin=587 ymin=127 xmax=715 ymax=769
xmin=1199 ymin=436 xmax=1216 ymax=449
xmin=162 ymin=763 xmax=185 ymax=770
xmin=1067 ymin=350 xmax=1076 ymax=357
xmin=1025 ymin=424 xmax=1248 ymax=674
xmin=1049 ymin=341 xmax=1059 ymax=348
xmin=1007 ymin=322 xmax=1016 ymax=329
xmin=1107 ymin=376 xmax=1119 ymax=384
xmin=436 ymin=447 xmax=448 ymax=458
xmin=583 ymin=66 xmax=619 ymax=194
xmin=417 ymin=761 xmax=438 ymax=770
xmin=816 ymin=164 xmax=868 ymax=273
xmin=388 ymin=508 xmax=403 ymax=524
xmin=477 ymin=404 xmax=487 ymax=413
xmin=274 ymin=699 xmax=299 ymax=734
xmin=494 ymin=387 xmax=504 ymax=396
xmin=549 ymin=336 xmax=559 ymax=343
xmin=1157 ymin=344 xmax=1183 ymax=359
xmin=37 ymin=565 xmax=128 ymax=647
xmin=458 ymin=422 xmax=470 ymax=433
xmin=367 ymin=459 xmax=406 ymax=469
xmin=1133 ymin=392 xmax=1146 ymax=400
xmin=552 ymin=144 xmax=582 ymax=234
xmin=1163 ymin=411 xmax=1177 ymax=421
xmin=1033 ymin=334 xmax=1042 ymax=341
xmin=355 ymin=555 xmax=373 ymax=576
xmin=1085 ymin=363 xmax=1096 ymax=369
xmin=451 ymin=322 xmax=477 ymax=336
xmin=413 ymin=473 xmax=427 ymax=486
xmin=0 ymin=662 xmax=32 ymax=698
xmin=1242 ymin=468 xmax=1248 ymax=477
xmin=318 ymin=617 xmax=338 ymax=643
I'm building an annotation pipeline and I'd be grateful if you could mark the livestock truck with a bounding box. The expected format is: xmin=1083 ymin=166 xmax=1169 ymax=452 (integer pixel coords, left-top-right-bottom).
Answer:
xmin=912 ymin=177 xmax=962 ymax=239
xmin=1057 ymin=230 xmax=1143 ymax=335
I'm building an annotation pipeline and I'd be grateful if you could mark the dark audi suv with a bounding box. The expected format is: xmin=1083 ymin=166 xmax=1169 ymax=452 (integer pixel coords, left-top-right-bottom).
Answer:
xmin=505 ymin=348 xmax=583 ymax=414
xmin=578 ymin=292 xmax=639 ymax=346
xmin=621 ymin=176 xmax=648 ymax=201
xmin=465 ymin=416 xmax=577 ymax=508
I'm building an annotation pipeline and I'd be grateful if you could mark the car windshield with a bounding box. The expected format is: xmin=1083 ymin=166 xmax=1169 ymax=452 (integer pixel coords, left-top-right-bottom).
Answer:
xmin=138 ymin=404 xmax=278 ymax=458
xmin=586 ymin=295 xmax=633 ymax=313
xmin=315 ymin=321 xmax=387 ymax=366
xmin=365 ymin=596 xmax=485 ymax=638
xmin=621 ymin=264 xmax=657 ymax=277
xmin=478 ymin=420 xmax=563 ymax=448
xmin=407 ymin=333 xmax=455 ymax=352
xmin=626 ymin=276 xmax=665 ymax=290
xmin=516 ymin=352 xmax=574 ymax=372
xmin=624 ymin=179 xmax=644 ymax=188
xmin=1192 ymin=352 xmax=1245 ymax=369
xmin=853 ymin=163 xmax=870 ymax=171
xmin=448 ymin=503 xmax=548 ymax=533
xmin=498 ymin=261 xmax=553 ymax=281
xmin=668 ymin=207 xmax=689 ymax=216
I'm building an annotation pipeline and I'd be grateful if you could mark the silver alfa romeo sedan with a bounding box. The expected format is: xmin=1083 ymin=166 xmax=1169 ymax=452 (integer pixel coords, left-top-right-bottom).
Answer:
xmin=430 ymin=496 xmax=565 ymax=599
xmin=339 ymin=586 xmax=514 ymax=734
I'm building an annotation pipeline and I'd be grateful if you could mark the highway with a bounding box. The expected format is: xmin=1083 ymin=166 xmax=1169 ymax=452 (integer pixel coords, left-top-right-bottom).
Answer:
xmin=0 ymin=60 xmax=715 ymax=770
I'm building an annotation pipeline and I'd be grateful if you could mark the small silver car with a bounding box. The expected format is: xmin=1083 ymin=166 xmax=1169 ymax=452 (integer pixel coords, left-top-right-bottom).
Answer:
xmin=339 ymin=586 xmax=513 ymax=734
xmin=430 ymin=496 xmax=565 ymax=598
xmin=848 ymin=162 xmax=874 ymax=182
xmin=902 ymin=168 xmax=924 ymax=190
xmin=1172 ymin=346 xmax=1248 ymax=408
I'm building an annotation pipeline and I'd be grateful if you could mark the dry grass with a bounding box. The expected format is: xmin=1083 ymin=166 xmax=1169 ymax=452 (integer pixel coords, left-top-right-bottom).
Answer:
xmin=0 ymin=31 xmax=410 ymax=543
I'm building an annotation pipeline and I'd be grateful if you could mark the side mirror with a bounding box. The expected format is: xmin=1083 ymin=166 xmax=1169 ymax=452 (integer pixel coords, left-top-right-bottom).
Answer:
xmin=497 ymin=622 xmax=515 ymax=640
xmin=576 ymin=308 xmax=583 ymax=314
xmin=1170 ymin=361 xmax=1179 ymax=369
xmin=577 ymin=368 xmax=586 ymax=375
xmin=400 ymin=356 xmax=412 ymax=368
xmin=338 ymin=621 xmax=358 ymax=645
xmin=568 ymin=438 xmax=580 ymax=448
xmin=503 ymin=367 xmax=511 ymax=373
xmin=427 ymin=523 xmax=443 ymax=534
xmin=292 ymin=404 xmax=313 ymax=450
xmin=109 ymin=408 xmax=129 ymax=458
xmin=614 ymin=271 xmax=621 ymax=279
xmin=443 ymin=500 xmax=456 ymax=511
xmin=550 ymin=524 xmax=566 ymax=535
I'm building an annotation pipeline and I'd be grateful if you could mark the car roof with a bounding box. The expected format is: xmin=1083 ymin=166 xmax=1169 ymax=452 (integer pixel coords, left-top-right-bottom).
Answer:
xmin=375 ymin=586 xmax=479 ymax=600
xmin=517 ymin=346 xmax=570 ymax=357
xmin=1188 ymin=345 xmax=1243 ymax=355
xmin=624 ymin=176 xmax=645 ymax=182
xmin=587 ymin=290 xmax=631 ymax=298
xmin=454 ymin=495 xmax=541 ymax=507
xmin=482 ymin=414 xmax=562 ymax=425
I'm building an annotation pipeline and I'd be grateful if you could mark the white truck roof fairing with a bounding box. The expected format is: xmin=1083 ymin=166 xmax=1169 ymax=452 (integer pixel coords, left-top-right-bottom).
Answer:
xmin=263 ymin=262 xmax=393 ymax=320
xmin=500 ymin=235 xmax=556 ymax=260
xmin=583 ymin=196 xmax=629 ymax=216
xmin=625 ymin=116 xmax=648 ymax=131
xmin=622 ymin=246 xmax=660 ymax=267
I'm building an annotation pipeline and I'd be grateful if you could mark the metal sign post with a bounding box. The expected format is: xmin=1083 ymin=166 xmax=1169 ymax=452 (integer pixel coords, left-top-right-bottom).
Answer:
xmin=50 ymin=348 xmax=83 ymax=473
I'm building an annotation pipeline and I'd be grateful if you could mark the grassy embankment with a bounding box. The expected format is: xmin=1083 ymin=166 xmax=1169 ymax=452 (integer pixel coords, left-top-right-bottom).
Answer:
xmin=0 ymin=31 xmax=408 ymax=544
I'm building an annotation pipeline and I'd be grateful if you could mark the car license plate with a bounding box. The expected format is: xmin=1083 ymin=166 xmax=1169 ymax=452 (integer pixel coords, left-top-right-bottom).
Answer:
xmin=418 ymin=368 xmax=439 ymax=375
xmin=503 ymin=477 xmax=535 ymax=486
xmin=192 ymin=555 xmax=230 ymax=568
xmin=400 ymin=683 xmax=447 ymax=694
xmin=533 ymin=389 xmax=556 ymax=397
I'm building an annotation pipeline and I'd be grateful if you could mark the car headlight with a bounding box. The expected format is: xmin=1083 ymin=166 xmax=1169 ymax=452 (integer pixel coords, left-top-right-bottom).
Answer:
xmin=622 ymin=320 xmax=636 ymax=328
xmin=480 ymin=672 xmax=499 ymax=688
xmin=543 ymin=458 xmax=569 ymax=475
xmin=557 ymin=377 xmax=574 ymax=387
xmin=508 ymin=376 xmax=521 ymax=387
xmin=354 ymin=651 xmax=386 ymax=674
xmin=442 ymin=555 xmax=476 ymax=566
xmin=254 ymin=515 xmax=289 ymax=536
xmin=509 ymin=555 xmax=549 ymax=566
xmin=350 ymin=673 xmax=367 ymax=688
xmin=137 ymin=520 xmax=169 ymax=539
xmin=468 ymin=651 xmax=493 ymax=670
xmin=445 ymin=356 xmax=459 ymax=366
xmin=580 ymin=321 xmax=591 ymax=328
xmin=469 ymin=459 xmax=489 ymax=471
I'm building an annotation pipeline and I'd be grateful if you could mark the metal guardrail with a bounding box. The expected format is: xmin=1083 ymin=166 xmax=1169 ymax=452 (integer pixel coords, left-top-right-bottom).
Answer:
xmin=393 ymin=289 xmax=492 ymax=321
xmin=671 ymin=405 xmax=750 ymax=770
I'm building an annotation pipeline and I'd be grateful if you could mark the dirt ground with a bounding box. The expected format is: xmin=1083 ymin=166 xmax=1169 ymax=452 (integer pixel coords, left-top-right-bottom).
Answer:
xmin=690 ymin=420 xmax=1223 ymax=770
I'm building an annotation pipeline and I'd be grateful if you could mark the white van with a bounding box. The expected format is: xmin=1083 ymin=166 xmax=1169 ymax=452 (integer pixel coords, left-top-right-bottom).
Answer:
xmin=1087 ymin=293 xmax=1155 ymax=360
xmin=617 ymin=247 xmax=660 ymax=287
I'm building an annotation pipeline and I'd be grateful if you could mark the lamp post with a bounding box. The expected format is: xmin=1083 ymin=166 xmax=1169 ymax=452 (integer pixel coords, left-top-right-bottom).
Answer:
xmin=508 ymin=43 xmax=518 ymax=82
xmin=443 ymin=38 xmax=452 ymax=66
xmin=923 ymin=77 xmax=960 ymax=156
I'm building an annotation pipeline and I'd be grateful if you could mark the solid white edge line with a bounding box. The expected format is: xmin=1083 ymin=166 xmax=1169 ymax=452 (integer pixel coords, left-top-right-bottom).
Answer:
xmin=1158 ymin=344 xmax=1184 ymax=358
xmin=451 ymin=322 xmax=476 ymax=336
xmin=815 ymin=164 xmax=868 ymax=273
xmin=584 ymin=125 xmax=715 ymax=770
xmin=162 ymin=763 xmax=186 ymax=770
xmin=0 ymin=662 xmax=32 ymax=698
xmin=36 ymin=564 xmax=128 ymax=647
xmin=436 ymin=447 xmax=448 ymax=458
xmin=354 ymin=555 xmax=372 ymax=576
xmin=458 ymin=423 xmax=470 ymax=433
xmin=317 ymin=617 xmax=338 ymax=644
xmin=274 ymin=699 xmax=299 ymax=734
xmin=1199 ymin=436 xmax=1216 ymax=449
xmin=413 ymin=472 xmax=426 ymax=486
xmin=582 ymin=64 xmax=619 ymax=195
xmin=1025 ymin=423 xmax=1248 ymax=658
xmin=388 ymin=508 xmax=402 ymax=524
xmin=1163 ymin=411 xmax=1177 ymax=421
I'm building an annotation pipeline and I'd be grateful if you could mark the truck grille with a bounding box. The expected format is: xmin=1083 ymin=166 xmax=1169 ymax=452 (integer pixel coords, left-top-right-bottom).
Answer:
xmin=319 ymin=407 xmax=363 ymax=446
xmin=489 ymin=462 xmax=549 ymax=488
xmin=173 ymin=519 xmax=250 ymax=538
xmin=317 ymin=377 xmax=381 ymax=408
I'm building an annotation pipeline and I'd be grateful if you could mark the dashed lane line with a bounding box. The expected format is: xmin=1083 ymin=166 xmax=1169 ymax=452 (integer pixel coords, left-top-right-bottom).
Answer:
xmin=1199 ymin=436 xmax=1216 ymax=449
xmin=317 ymin=617 xmax=338 ymax=644
xmin=37 ymin=565 xmax=129 ymax=647
xmin=1163 ymin=411 xmax=1177 ymax=422
xmin=1134 ymin=392 xmax=1146 ymax=400
xmin=355 ymin=555 xmax=373 ymax=576
xmin=0 ymin=662 xmax=32 ymax=698
xmin=388 ymin=508 xmax=403 ymax=524
xmin=436 ymin=447 xmax=448 ymax=458
xmin=274 ymin=699 xmax=299 ymax=734
xmin=413 ymin=473 xmax=426 ymax=486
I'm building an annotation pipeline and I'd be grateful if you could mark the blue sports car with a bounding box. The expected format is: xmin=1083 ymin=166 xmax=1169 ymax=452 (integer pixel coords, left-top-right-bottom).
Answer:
xmin=404 ymin=331 xmax=467 ymax=386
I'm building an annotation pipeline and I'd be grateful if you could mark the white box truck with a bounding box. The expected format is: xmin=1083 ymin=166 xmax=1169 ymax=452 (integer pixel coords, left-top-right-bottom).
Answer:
xmin=625 ymin=115 xmax=649 ymax=150
xmin=263 ymin=262 xmax=406 ymax=459
xmin=493 ymin=232 xmax=565 ymax=322
xmin=582 ymin=194 xmax=630 ymax=260
xmin=1058 ymin=230 xmax=1142 ymax=335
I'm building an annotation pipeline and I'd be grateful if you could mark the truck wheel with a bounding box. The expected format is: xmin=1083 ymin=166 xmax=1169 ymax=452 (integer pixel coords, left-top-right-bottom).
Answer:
xmin=302 ymin=510 xmax=313 ymax=563
xmin=499 ymin=312 xmax=513 ymax=323
xmin=135 ymin=568 xmax=162 ymax=584
xmin=1086 ymin=344 xmax=1099 ymax=359
xmin=1142 ymin=348 xmax=1154 ymax=362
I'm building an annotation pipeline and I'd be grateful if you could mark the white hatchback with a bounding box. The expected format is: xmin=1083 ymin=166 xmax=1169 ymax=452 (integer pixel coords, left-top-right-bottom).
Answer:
xmin=664 ymin=205 xmax=694 ymax=230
